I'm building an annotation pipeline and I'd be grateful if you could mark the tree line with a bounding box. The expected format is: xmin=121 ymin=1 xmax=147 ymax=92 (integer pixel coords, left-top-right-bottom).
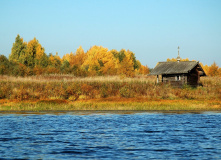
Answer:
xmin=0 ymin=34 xmax=220 ymax=77
xmin=0 ymin=35 xmax=149 ymax=77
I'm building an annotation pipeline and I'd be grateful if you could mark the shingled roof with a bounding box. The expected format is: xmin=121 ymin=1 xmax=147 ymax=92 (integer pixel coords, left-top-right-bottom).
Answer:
xmin=150 ymin=61 xmax=206 ymax=75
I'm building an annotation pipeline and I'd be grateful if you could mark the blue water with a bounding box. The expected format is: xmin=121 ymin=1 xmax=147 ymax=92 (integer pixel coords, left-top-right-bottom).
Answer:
xmin=0 ymin=111 xmax=221 ymax=159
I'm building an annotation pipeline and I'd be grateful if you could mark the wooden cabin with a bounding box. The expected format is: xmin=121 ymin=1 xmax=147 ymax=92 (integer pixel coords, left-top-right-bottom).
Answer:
xmin=150 ymin=48 xmax=206 ymax=87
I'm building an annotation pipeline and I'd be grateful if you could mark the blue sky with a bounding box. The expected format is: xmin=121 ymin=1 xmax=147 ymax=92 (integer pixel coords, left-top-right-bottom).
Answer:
xmin=0 ymin=0 xmax=221 ymax=68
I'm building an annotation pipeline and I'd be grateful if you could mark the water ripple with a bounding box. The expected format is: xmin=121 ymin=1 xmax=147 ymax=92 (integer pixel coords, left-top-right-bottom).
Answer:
xmin=0 ymin=112 xmax=221 ymax=159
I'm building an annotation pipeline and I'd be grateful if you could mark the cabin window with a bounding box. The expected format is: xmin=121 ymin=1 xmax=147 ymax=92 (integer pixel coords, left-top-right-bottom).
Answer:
xmin=176 ymin=75 xmax=181 ymax=81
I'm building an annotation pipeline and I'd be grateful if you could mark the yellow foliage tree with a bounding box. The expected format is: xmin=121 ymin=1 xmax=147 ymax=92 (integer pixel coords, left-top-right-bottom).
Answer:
xmin=118 ymin=50 xmax=135 ymax=77
xmin=62 ymin=53 xmax=71 ymax=62
xmin=69 ymin=46 xmax=86 ymax=67
xmin=48 ymin=52 xmax=61 ymax=68
xmin=62 ymin=46 xmax=87 ymax=76
xmin=200 ymin=63 xmax=209 ymax=75
xmin=137 ymin=65 xmax=149 ymax=75
xmin=24 ymin=37 xmax=48 ymax=68
xmin=62 ymin=46 xmax=86 ymax=67
xmin=35 ymin=44 xmax=44 ymax=60
xmin=208 ymin=62 xmax=219 ymax=76
xmin=83 ymin=46 xmax=109 ymax=75
xmin=218 ymin=68 xmax=221 ymax=77
xmin=200 ymin=62 xmax=221 ymax=77
xmin=100 ymin=51 xmax=117 ymax=75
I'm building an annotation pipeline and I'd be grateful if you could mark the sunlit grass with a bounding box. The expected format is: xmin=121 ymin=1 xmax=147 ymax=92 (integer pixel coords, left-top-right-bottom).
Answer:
xmin=0 ymin=75 xmax=156 ymax=83
xmin=0 ymin=99 xmax=220 ymax=111
xmin=0 ymin=75 xmax=220 ymax=111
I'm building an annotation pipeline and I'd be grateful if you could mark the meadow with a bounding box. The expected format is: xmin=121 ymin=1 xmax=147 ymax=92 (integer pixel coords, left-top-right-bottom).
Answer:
xmin=0 ymin=75 xmax=220 ymax=111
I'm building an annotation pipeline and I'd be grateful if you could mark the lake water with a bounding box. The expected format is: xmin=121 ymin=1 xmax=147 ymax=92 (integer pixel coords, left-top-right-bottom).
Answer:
xmin=0 ymin=111 xmax=221 ymax=159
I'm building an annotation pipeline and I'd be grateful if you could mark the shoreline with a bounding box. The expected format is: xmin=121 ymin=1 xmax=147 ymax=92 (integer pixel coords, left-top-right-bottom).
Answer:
xmin=1 ymin=111 xmax=221 ymax=115
xmin=1 ymin=98 xmax=221 ymax=112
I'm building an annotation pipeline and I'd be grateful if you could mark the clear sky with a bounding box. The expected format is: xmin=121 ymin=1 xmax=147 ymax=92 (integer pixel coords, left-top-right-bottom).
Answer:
xmin=0 ymin=0 xmax=221 ymax=68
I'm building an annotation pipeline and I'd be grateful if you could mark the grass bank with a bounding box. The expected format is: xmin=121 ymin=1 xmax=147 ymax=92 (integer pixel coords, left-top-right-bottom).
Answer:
xmin=0 ymin=75 xmax=220 ymax=111
xmin=0 ymin=99 xmax=220 ymax=111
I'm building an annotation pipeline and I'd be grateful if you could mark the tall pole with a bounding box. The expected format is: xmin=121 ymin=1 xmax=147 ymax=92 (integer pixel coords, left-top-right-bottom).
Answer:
xmin=177 ymin=46 xmax=181 ymax=62
xmin=178 ymin=46 xmax=180 ymax=56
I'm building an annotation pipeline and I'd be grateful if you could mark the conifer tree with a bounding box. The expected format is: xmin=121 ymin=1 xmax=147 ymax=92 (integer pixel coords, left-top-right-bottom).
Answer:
xmin=9 ymin=34 xmax=27 ymax=63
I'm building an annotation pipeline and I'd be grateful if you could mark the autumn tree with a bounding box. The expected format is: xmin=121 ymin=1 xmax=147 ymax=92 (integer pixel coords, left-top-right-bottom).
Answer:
xmin=83 ymin=46 xmax=109 ymax=76
xmin=60 ymin=60 xmax=71 ymax=74
xmin=116 ymin=49 xmax=126 ymax=62
xmin=135 ymin=60 xmax=149 ymax=75
xmin=200 ymin=62 xmax=221 ymax=77
xmin=35 ymin=45 xmax=48 ymax=68
xmin=23 ymin=37 xmax=47 ymax=68
xmin=127 ymin=50 xmax=140 ymax=70
xmin=218 ymin=68 xmax=221 ymax=77
xmin=45 ymin=52 xmax=61 ymax=74
xmin=16 ymin=63 xmax=28 ymax=77
xmin=62 ymin=46 xmax=86 ymax=76
xmin=0 ymin=55 xmax=10 ymax=75
xmin=8 ymin=35 xmax=150 ymax=77
xmin=75 ymin=46 xmax=85 ymax=65
xmin=81 ymin=47 xmax=141 ymax=77
xmin=208 ymin=62 xmax=219 ymax=76
xmin=48 ymin=53 xmax=61 ymax=68
xmin=99 ymin=50 xmax=117 ymax=75
xmin=138 ymin=65 xmax=149 ymax=75
xmin=110 ymin=49 xmax=119 ymax=58
xmin=117 ymin=50 xmax=135 ymax=77
xmin=200 ymin=63 xmax=209 ymax=76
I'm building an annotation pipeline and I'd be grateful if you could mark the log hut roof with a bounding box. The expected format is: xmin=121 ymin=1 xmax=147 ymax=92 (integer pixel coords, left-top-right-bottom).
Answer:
xmin=150 ymin=61 xmax=206 ymax=76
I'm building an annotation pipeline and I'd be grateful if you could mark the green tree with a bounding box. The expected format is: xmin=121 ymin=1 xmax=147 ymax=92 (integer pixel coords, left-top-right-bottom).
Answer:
xmin=60 ymin=60 xmax=70 ymax=73
xmin=9 ymin=34 xmax=27 ymax=63
xmin=0 ymin=55 xmax=10 ymax=75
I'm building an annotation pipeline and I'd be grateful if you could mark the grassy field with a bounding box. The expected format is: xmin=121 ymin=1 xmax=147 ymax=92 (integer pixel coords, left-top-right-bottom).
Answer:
xmin=0 ymin=75 xmax=221 ymax=111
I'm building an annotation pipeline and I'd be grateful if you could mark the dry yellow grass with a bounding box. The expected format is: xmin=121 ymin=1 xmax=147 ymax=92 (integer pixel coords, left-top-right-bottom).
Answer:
xmin=0 ymin=75 xmax=156 ymax=83
xmin=0 ymin=99 xmax=220 ymax=111
xmin=0 ymin=75 xmax=221 ymax=111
